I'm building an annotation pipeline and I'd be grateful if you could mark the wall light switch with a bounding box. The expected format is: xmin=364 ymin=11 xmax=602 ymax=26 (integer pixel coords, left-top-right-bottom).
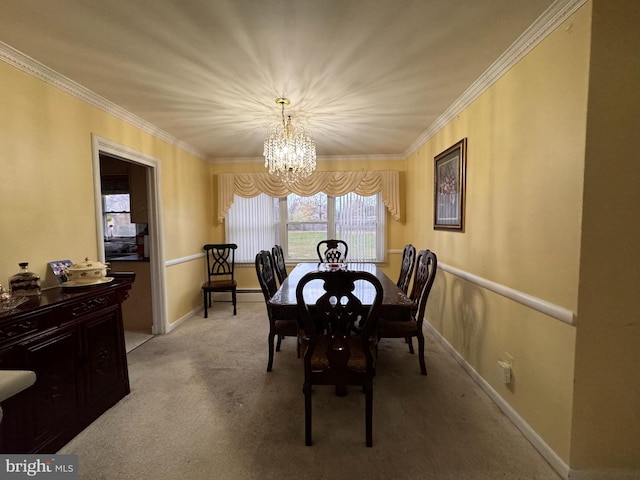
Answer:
xmin=497 ymin=360 xmax=512 ymax=384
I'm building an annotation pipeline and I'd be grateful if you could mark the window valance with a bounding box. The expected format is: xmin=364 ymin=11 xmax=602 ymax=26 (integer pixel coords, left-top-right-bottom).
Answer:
xmin=217 ymin=171 xmax=401 ymax=222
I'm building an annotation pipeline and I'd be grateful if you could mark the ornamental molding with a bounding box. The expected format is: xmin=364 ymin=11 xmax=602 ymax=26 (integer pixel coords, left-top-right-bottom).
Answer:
xmin=0 ymin=0 xmax=587 ymax=162
xmin=404 ymin=0 xmax=588 ymax=157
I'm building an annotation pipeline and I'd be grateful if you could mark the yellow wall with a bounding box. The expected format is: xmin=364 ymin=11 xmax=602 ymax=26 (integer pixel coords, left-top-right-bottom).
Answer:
xmin=3 ymin=0 xmax=638 ymax=472
xmin=406 ymin=4 xmax=591 ymax=463
xmin=0 ymin=60 xmax=213 ymax=326
xmin=571 ymin=0 xmax=640 ymax=470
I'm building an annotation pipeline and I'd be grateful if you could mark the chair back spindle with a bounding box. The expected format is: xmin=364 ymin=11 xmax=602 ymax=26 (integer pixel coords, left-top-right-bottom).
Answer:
xmin=396 ymin=244 xmax=416 ymax=294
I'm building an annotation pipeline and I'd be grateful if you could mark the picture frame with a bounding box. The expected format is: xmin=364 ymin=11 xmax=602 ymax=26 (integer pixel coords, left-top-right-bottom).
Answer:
xmin=433 ymin=138 xmax=467 ymax=231
xmin=49 ymin=260 xmax=73 ymax=283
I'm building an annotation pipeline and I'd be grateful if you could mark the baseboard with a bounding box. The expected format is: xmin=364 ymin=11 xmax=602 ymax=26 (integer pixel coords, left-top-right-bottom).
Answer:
xmin=166 ymin=305 xmax=202 ymax=333
xmin=433 ymin=339 xmax=640 ymax=480
xmin=424 ymin=322 xmax=571 ymax=480
xmin=238 ymin=289 xmax=263 ymax=302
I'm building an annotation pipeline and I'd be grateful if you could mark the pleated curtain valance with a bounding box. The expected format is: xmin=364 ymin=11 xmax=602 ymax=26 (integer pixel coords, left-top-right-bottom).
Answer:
xmin=217 ymin=170 xmax=401 ymax=222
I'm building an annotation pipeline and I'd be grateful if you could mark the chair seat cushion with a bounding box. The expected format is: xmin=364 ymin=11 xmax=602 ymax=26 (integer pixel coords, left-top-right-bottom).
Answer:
xmin=377 ymin=317 xmax=418 ymax=337
xmin=304 ymin=336 xmax=374 ymax=373
xmin=203 ymin=279 xmax=237 ymax=290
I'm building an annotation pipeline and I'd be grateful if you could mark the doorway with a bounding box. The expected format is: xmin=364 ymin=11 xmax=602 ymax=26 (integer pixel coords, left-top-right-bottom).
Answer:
xmin=91 ymin=134 xmax=167 ymax=336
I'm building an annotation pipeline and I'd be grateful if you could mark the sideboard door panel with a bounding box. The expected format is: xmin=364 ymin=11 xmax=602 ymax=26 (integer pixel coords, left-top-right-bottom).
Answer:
xmin=84 ymin=306 xmax=129 ymax=409
xmin=18 ymin=326 xmax=82 ymax=452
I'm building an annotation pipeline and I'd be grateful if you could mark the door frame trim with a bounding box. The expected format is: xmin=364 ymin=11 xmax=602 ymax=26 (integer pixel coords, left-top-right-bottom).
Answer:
xmin=91 ymin=134 xmax=168 ymax=334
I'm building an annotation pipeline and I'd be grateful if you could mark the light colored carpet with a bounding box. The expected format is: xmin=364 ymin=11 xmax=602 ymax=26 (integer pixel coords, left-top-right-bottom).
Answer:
xmin=60 ymin=301 xmax=561 ymax=480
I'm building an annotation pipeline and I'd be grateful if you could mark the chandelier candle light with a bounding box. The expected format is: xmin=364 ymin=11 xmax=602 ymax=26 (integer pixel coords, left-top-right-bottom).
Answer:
xmin=263 ymin=97 xmax=316 ymax=184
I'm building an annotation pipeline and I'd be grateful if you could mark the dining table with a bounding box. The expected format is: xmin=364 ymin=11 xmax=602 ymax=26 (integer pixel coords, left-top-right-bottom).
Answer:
xmin=268 ymin=262 xmax=415 ymax=320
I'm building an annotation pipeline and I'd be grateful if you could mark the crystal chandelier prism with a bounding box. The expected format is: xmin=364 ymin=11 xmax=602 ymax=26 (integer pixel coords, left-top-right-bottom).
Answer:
xmin=263 ymin=98 xmax=316 ymax=184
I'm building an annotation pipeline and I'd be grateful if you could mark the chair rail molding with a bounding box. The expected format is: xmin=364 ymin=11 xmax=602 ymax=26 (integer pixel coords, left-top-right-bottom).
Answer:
xmin=165 ymin=252 xmax=206 ymax=267
xmin=438 ymin=262 xmax=576 ymax=326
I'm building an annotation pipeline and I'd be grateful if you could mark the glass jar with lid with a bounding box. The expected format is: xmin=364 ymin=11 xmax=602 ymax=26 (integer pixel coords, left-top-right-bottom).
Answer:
xmin=9 ymin=262 xmax=41 ymax=296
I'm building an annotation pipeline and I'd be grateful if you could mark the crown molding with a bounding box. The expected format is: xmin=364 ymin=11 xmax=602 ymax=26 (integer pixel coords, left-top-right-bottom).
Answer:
xmin=0 ymin=40 xmax=207 ymax=160
xmin=404 ymin=0 xmax=588 ymax=157
xmin=0 ymin=0 xmax=587 ymax=164
xmin=209 ymin=153 xmax=405 ymax=164
xmin=0 ymin=40 xmax=405 ymax=164
xmin=316 ymin=154 xmax=405 ymax=162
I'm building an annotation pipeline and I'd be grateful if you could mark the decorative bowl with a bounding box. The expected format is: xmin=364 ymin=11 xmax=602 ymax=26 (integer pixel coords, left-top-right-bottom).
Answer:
xmin=323 ymin=262 xmax=346 ymax=272
xmin=65 ymin=258 xmax=109 ymax=285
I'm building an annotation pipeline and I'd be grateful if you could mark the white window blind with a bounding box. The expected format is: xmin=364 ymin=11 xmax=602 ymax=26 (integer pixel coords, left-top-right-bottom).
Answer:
xmin=225 ymin=193 xmax=277 ymax=263
xmin=336 ymin=192 xmax=383 ymax=262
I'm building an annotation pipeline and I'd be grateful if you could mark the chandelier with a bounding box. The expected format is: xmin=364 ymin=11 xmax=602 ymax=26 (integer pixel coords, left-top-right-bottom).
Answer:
xmin=263 ymin=98 xmax=316 ymax=184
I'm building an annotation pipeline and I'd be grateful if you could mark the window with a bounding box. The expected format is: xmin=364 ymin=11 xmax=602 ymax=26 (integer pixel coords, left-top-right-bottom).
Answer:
xmin=103 ymin=194 xmax=136 ymax=238
xmin=283 ymin=193 xmax=327 ymax=260
xmin=226 ymin=192 xmax=385 ymax=263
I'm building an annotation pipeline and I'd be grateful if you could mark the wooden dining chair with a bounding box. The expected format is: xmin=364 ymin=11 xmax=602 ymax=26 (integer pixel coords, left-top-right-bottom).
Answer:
xmin=296 ymin=269 xmax=383 ymax=447
xmin=316 ymin=239 xmax=348 ymax=263
xmin=271 ymin=244 xmax=288 ymax=285
xmin=377 ymin=250 xmax=437 ymax=375
xmin=202 ymin=243 xmax=237 ymax=318
xmin=397 ymin=244 xmax=416 ymax=294
xmin=255 ymin=250 xmax=300 ymax=372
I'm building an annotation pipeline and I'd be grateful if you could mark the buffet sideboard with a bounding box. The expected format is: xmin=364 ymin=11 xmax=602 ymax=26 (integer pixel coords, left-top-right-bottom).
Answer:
xmin=0 ymin=272 xmax=135 ymax=453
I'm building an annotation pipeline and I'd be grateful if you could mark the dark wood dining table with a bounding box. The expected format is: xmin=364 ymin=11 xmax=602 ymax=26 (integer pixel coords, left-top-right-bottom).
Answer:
xmin=268 ymin=262 xmax=415 ymax=319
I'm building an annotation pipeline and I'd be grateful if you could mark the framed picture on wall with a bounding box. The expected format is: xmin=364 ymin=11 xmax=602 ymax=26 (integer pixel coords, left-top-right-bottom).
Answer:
xmin=434 ymin=138 xmax=467 ymax=231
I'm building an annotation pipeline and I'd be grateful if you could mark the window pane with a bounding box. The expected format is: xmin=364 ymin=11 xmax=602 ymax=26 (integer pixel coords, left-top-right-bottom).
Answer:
xmin=287 ymin=224 xmax=327 ymax=259
xmin=287 ymin=192 xmax=327 ymax=221
xmin=104 ymin=194 xmax=136 ymax=238
xmin=104 ymin=194 xmax=130 ymax=212
xmin=106 ymin=213 xmax=136 ymax=237
xmin=286 ymin=193 xmax=328 ymax=259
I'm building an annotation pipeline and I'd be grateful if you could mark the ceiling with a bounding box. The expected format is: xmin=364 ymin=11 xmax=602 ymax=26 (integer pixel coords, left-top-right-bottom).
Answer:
xmin=0 ymin=0 xmax=558 ymax=161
